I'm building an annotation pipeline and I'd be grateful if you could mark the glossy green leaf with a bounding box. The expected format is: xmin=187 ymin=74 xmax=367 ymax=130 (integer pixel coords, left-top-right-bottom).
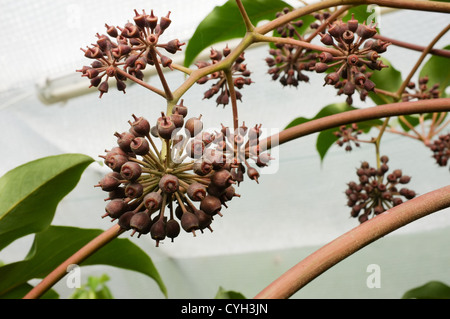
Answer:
xmin=184 ymin=0 xmax=292 ymax=67
xmin=419 ymin=44 xmax=450 ymax=98
xmin=0 ymin=154 xmax=94 ymax=251
xmin=215 ymin=286 xmax=246 ymax=299
xmin=0 ymin=226 xmax=167 ymax=298
xmin=0 ymin=283 xmax=59 ymax=299
xmin=402 ymin=281 xmax=450 ymax=299
xmin=343 ymin=5 xmax=370 ymax=24
xmin=286 ymin=103 xmax=382 ymax=161
xmin=368 ymin=57 xmax=403 ymax=105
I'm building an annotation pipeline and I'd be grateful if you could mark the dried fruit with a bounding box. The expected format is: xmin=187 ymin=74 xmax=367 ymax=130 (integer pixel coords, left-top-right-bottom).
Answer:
xmin=96 ymin=112 xmax=270 ymax=246
xmin=195 ymin=47 xmax=252 ymax=107
xmin=345 ymin=156 xmax=416 ymax=223
xmin=77 ymin=9 xmax=185 ymax=98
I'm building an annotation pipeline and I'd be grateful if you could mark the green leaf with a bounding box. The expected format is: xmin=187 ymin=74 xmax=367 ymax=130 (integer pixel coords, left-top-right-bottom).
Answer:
xmin=215 ymin=286 xmax=246 ymax=299
xmin=0 ymin=226 xmax=167 ymax=298
xmin=286 ymin=103 xmax=382 ymax=161
xmin=419 ymin=44 xmax=450 ymax=98
xmin=0 ymin=154 xmax=94 ymax=251
xmin=184 ymin=0 xmax=292 ymax=67
xmin=342 ymin=5 xmax=369 ymax=23
xmin=0 ymin=283 xmax=59 ymax=299
xmin=402 ymin=281 xmax=450 ymax=299
xmin=368 ymin=57 xmax=403 ymax=105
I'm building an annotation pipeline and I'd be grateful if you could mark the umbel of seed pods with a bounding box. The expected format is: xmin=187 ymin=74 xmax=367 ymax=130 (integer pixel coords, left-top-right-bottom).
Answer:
xmin=265 ymin=8 xmax=318 ymax=87
xmin=95 ymin=101 xmax=272 ymax=246
xmin=428 ymin=133 xmax=450 ymax=169
xmin=402 ymin=76 xmax=440 ymax=102
xmin=77 ymin=9 xmax=185 ymax=97
xmin=333 ymin=123 xmax=363 ymax=152
xmin=195 ymin=47 xmax=253 ymax=107
xmin=345 ymin=155 xmax=416 ymax=223
xmin=314 ymin=14 xmax=390 ymax=105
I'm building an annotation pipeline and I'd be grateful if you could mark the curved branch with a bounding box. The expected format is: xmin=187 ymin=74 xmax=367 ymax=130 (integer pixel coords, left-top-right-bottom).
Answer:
xmin=23 ymin=225 xmax=124 ymax=299
xmin=373 ymin=34 xmax=450 ymax=59
xmin=254 ymin=184 xmax=450 ymax=299
xmin=253 ymin=98 xmax=450 ymax=153
xmin=256 ymin=0 xmax=450 ymax=35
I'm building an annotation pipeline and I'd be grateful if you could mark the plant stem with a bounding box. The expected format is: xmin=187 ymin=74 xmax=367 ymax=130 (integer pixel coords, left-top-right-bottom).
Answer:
xmin=149 ymin=47 xmax=174 ymax=101
xmin=224 ymin=68 xmax=240 ymax=130
xmin=172 ymin=31 xmax=255 ymax=101
xmin=115 ymin=68 xmax=166 ymax=98
xmin=374 ymin=118 xmax=389 ymax=168
xmin=23 ymin=224 xmax=125 ymax=299
xmin=171 ymin=62 xmax=193 ymax=75
xmin=236 ymin=0 xmax=254 ymax=32
xmin=253 ymin=98 xmax=450 ymax=153
xmin=373 ymin=88 xmax=398 ymax=99
xmin=254 ymin=33 xmax=343 ymax=56
xmin=254 ymin=184 xmax=450 ymax=299
xmin=256 ymin=0 xmax=450 ymax=35
xmin=396 ymin=24 xmax=450 ymax=98
xmin=373 ymin=34 xmax=450 ymax=58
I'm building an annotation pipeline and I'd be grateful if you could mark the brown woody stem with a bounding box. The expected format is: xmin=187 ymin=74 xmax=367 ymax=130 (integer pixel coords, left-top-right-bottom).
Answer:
xmin=23 ymin=225 xmax=125 ymax=299
xmin=149 ymin=47 xmax=174 ymax=101
xmin=254 ymin=185 xmax=450 ymax=299
xmin=373 ymin=34 xmax=450 ymax=58
xmin=256 ymin=0 xmax=450 ymax=35
xmin=253 ymin=98 xmax=450 ymax=153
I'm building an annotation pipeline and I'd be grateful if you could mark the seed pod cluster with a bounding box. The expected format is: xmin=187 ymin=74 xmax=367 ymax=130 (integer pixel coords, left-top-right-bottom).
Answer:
xmin=95 ymin=106 xmax=272 ymax=247
xmin=315 ymin=14 xmax=390 ymax=104
xmin=265 ymin=7 xmax=318 ymax=87
xmin=345 ymin=156 xmax=416 ymax=223
xmin=195 ymin=47 xmax=252 ymax=107
xmin=77 ymin=9 xmax=185 ymax=98
xmin=402 ymin=76 xmax=440 ymax=102
xmin=428 ymin=133 xmax=450 ymax=169
xmin=333 ymin=123 xmax=363 ymax=152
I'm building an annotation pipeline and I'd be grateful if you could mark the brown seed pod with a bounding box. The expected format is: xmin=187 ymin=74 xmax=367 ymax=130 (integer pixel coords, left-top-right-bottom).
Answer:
xmin=157 ymin=112 xmax=176 ymax=140
xmin=143 ymin=192 xmax=163 ymax=210
xmin=210 ymin=169 xmax=234 ymax=189
xmin=185 ymin=115 xmax=203 ymax=137
xmin=130 ymin=211 xmax=152 ymax=237
xmin=181 ymin=212 xmax=199 ymax=235
xmin=129 ymin=114 xmax=151 ymax=137
xmin=187 ymin=183 xmax=207 ymax=201
xmin=150 ymin=219 xmax=166 ymax=246
xmin=200 ymin=195 xmax=222 ymax=216
xmin=166 ymin=218 xmax=181 ymax=242
xmin=130 ymin=137 xmax=150 ymax=155
xmin=159 ymin=174 xmax=179 ymax=193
